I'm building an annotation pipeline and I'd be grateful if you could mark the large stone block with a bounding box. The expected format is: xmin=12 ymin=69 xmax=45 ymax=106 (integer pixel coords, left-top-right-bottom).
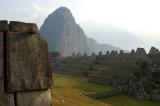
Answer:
xmin=0 ymin=21 xmax=8 ymax=32
xmin=6 ymin=32 xmax=52 ymax=92
xmin=16 ymin=90 xmax=52 ymax=106
xmin=0 ymin=79 xmax=15 ymax=106
xmin=9 ymin=21 xmax=27 ymax=32
xmin=0 ymin=32 xmax=14 ymax=106
xmin=9 ymin=21 xmax=39 ymax=34
xmin=27 ymin=23 xmax=39 ymax=34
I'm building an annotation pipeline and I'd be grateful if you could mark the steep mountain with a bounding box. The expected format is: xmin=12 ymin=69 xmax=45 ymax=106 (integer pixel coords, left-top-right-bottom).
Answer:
xmin=40 ymin=7 xmax=120 ymax=56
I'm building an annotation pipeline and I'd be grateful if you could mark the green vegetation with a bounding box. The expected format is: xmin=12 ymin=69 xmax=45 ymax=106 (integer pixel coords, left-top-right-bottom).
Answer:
xmin=61 ymin=64 xmax=88 ymax=71
xmin=53 ymin=73 xmax=113 ymax=93
xmin=51 ymin=74 xmax=109 ymax=106
xmin=76 ymin=77 xmax=114 ymax=93
xmin=52 ymin=73 xmax=160 ymax=106
xmin=137 ymin=58 xmax=151 ymax=70
xmin=90 ymin=64 xmax=134 ymax=80
xmin=99 ymin=95 xmax=160 ymax=106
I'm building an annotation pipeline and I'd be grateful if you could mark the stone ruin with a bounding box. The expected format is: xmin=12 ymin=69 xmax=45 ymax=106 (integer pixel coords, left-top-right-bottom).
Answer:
xmin=51 ymin=47 xmax=160 ymax=66
xmin=52 ymin=47 xmax=160 ymax=101
xmin=0 ymin=21 xmax=52 ymax=106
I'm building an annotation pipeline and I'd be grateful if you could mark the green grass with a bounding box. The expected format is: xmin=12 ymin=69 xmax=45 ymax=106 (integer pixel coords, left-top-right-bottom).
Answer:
xmin=76 ymin=79 xmax=114 ymax=93
xmin=52 ymin=74 xmax=108 ymax=106
xmin=52 ymin=73 xmax=160 ymax=106
xmin=54 ymin=73 xmax=113 ymax=93
xmin=61 ymin=64 xmax=88 ymax=71
xmin=99 ymin=95 xmax=160 ymax=106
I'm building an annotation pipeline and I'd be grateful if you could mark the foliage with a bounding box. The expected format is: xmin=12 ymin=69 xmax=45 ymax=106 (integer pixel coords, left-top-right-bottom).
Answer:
xmin=136 ymin=58 xmax=151 ymax=70
xmin=99 ymin=95 xmax=160 ymax=106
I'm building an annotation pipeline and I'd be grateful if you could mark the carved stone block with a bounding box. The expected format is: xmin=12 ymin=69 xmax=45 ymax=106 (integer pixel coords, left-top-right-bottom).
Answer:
xmin=9 ymin=21 xmax=27 ymax=32
xmin=16 ymin=90 xmax=52 ymax=106
xmin=6 ymin=32 xmax=52 ymax=92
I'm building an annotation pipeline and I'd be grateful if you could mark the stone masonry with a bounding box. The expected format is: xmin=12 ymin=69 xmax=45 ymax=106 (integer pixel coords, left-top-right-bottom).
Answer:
xmin=0 ymin=20 xmax=52 ymax=106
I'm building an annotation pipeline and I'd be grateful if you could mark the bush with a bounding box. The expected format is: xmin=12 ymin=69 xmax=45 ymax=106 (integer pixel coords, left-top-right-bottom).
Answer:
xmin=137 ymin=58 xmax=150 ymax=70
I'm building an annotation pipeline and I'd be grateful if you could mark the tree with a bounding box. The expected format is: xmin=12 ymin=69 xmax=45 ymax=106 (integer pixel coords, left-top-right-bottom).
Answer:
xmin=139 ymin=59 xmax=150 ymax=70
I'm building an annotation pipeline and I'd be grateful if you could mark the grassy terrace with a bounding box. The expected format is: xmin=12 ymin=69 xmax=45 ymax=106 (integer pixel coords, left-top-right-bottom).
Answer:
xmin=51 ymin=73 xmax=160 ymax=106
xmin=99 ymin=95 xmax=160 ymax=106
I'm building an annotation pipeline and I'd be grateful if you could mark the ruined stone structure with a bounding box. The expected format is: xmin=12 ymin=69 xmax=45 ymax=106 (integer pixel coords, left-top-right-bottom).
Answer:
xmin=89 ymin=47 xmax=160 ymax=66
xmin=0 ymin=21 xmax=52 ymax=106
xmin=51 ymin=47 xmax=160 ymax=101
xmin=51 ymin=47 xmax=160 ymax=74
xmin=51 ymin=47 xmax=160 ymax=73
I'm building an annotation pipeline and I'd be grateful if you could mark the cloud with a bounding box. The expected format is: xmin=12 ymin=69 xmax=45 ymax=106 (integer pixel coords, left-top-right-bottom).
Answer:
xmin=16 ymin=4 xmax=53 ymax=27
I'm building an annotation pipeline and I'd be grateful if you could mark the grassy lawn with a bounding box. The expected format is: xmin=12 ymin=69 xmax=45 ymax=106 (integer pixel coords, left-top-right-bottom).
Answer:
xmin=99 ymin=95 xmax=160 ymax=106
xmin=51 ymin=74 xmax=110 ymax=106
xmin=75 ymin=77 xmax=114 ymax=93
xmin=51 ymin=73 xmax=160 ymax=106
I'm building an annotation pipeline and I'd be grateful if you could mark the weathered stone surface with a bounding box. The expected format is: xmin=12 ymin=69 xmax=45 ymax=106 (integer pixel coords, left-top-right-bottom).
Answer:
xmin=9 ymin=21 xmax=27 ymax=32
xmin=136 ymin=48 xmax=146 ymax=56
xmin=0 ymin=20 xmax=8 ymax=32
xmin=149 ymin=47 xmax=160 ymax=54
xmin=0 ymin=79 xmax=15 ymax=106
xmin=16 ymin=90 xmax=52 ymax=106
xmin=9 ymin=21 xmax=39 ymax=34
xmin=0 ymin=31 xmax=15 ymax=106
xmin=6 ymin=32 xmax=52 ymax=92
xmin=27 ymin=23 xmax=39 ymax=34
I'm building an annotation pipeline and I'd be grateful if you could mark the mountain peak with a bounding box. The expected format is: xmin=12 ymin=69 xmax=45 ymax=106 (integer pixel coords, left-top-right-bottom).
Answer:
xmin=40 ymin=7 xmax=120 ymax=56
xmin=56 ymin=7 xmax=70 ymax=12
xmin=52 ymin=7 xmax=72 ymax=17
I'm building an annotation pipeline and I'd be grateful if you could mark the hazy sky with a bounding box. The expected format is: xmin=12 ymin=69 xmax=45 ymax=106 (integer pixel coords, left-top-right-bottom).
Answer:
xmin=1 ymin=0 xmax=160 ymax=50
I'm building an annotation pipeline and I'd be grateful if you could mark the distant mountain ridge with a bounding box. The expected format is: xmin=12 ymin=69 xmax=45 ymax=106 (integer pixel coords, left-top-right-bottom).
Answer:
xmin=40 ymin=7 xmax=121 ymax=56
xmin=80 ymin=21 xmax=144 ymax=50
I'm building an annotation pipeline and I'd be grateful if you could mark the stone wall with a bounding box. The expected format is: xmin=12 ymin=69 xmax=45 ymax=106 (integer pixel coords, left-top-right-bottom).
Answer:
xmin=0 ymin=21 xmax=52 ymax=106
xmin=51 ymin=47 xmax=160 ymax=76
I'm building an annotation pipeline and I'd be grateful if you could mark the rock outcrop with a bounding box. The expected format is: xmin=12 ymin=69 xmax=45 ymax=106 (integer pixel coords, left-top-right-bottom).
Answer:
xmin=40 ymin=7 xmax=120 ymax=56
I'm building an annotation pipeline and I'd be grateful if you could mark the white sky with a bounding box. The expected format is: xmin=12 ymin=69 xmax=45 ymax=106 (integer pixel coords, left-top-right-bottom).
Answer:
xmin=0 ymin=0 xmax=160 ymax=50
xmin=83 ymin=0 xmax=160 ymax=32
